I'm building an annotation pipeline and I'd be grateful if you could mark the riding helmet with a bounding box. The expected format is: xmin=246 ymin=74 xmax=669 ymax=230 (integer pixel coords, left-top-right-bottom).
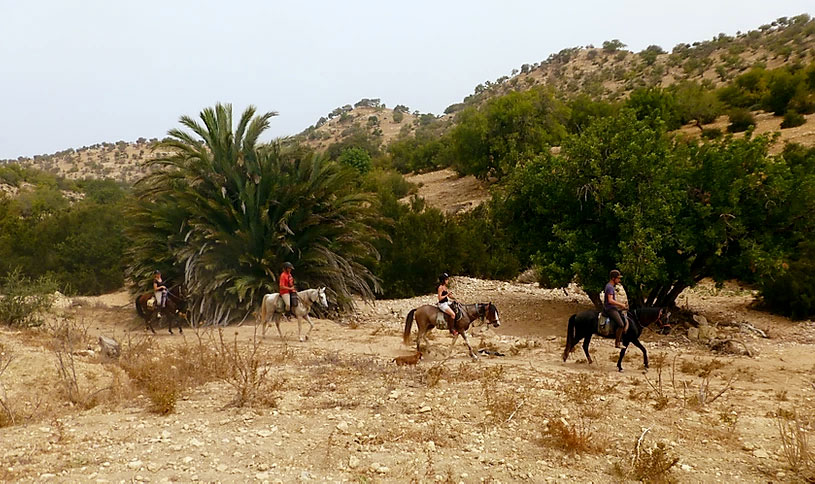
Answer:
xmin=609 ymin=269 xmax=622 ymax=279
xmin=283 ymin=262 xmax=294 ymax=270
xmin=439 ymin=272 xmax=450 ymax=283
xmin=153 ymin=270 xmax=161 ymax=275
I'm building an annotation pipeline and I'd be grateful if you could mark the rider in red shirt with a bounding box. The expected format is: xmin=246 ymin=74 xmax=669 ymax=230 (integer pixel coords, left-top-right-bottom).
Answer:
xmin=279 ymin=262 xmax=296 ymax=315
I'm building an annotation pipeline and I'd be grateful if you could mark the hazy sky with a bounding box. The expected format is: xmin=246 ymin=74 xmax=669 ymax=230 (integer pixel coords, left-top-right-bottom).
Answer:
xmin=1 ymin=1 xmax=812 ymax=159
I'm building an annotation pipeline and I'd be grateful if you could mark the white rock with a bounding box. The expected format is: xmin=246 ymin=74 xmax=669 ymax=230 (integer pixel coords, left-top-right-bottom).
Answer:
xmin=426 ymin=441 xmax=436 ymax=452
xmin=127 ymin=460 xmax=143 ymax=470
xmin=182 ymin=456 xmax=194 ymax=464
xmin=336 ymin=421 xmax=349 ymax=432
xmin=419 ymin=406 xmax=432 ymax=413
xmin=257 ymin=430 xmax=272 ymax=438
xmin=753 ymin=449 xmax=769 ymax=459
xmin=348 ymin=455 xmax=360 ymax=469
xmin=256 ymin=472 xmax=270 ymax=480
xmin=189 ymin=438 xmax=204 ymax=447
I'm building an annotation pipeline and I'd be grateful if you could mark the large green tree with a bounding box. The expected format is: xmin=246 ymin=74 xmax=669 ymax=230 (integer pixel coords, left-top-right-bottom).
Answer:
xmin=499 ymin=110 xmax=804 ymax=309
xmin=126 ymin=104 xmax=381 ymax=325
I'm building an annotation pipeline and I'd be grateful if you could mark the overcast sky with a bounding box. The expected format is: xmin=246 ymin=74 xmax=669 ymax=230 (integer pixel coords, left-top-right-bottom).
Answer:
xmin=1 ymin=1 xmax=812 ymax=159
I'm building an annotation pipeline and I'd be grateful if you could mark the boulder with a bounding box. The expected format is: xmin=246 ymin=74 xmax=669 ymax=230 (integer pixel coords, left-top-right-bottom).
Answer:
xmin=687 ymin=327 xmax=700 ymax=340
xmin=98 ymin=336 xmax=121 ymax=359
xmin=697 ymin=325 xmax=718 ymax=340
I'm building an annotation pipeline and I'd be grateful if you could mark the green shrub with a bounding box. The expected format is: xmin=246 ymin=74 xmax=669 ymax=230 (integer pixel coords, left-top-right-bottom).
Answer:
xmin=391 ymin=110 xmax=404 ymax=123
xmin=727 ymin=108 xmax=756 ymax=132
xmin=338 ymin=147 xmax=373 ymax=174
xmin=702 ymin=128 xmax=723 ymax=140
xmin=781 ymin=110 xmax=806 ymax=129
xmin=0 ymin=268 xmax=58 ymax=327
xmin=760 ymin=242 xmax=815 ymax=319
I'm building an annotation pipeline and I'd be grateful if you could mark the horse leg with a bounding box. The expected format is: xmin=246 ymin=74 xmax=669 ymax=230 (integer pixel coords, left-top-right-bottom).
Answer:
xmin=296 ymin=315 xmax=306 ymax=342
xmin=302 ymin=314 xmax=315 ymax=342
xmin=167 ymin=310 xmax=175 ymax=335
xmin=274 ymin=313 xmax=285 ymax=341
xmin=617 ymin=344 xmax=630 ymax=372
xmin=448 ymin=332 xmax=459 ymax=356
xmin=461 ymin=331 xmax=478 ymax=360
xmin=582 ymin=333 xmax=593 ymax=364
xmin=145 ymin=311 xmax=157 ymax=334
xmin=632 ymin=339 xmax=648 ymax=370
xmin=416 ymin=325 xmax=426 ymax=353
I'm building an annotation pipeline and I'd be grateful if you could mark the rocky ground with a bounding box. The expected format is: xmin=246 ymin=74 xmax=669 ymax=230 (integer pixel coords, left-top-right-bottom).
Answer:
xmin=0 ymin=278 xmax=813 ymax=483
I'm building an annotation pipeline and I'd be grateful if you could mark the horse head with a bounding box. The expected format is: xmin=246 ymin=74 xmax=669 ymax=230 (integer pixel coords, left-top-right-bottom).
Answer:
xmin=485 ymin=302 xmax=500 ymax=328
xmin=656 ymin=308 xmax=672 ymax=334
xmin=317 ymin=286 xmax=329 ymax=309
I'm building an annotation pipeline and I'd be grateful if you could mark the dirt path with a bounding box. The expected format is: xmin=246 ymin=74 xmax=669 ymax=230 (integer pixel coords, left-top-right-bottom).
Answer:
xmin=0 ymin=278 xmax=813 ymax=483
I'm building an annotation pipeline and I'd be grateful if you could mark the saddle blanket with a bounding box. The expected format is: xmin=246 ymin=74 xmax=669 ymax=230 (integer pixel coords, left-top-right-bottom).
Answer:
xmin=275 ymin=292 xmax=300 ymax=312
xmin=597 ymin=314 xmax=614 ymax=337
xmin=435 ymin=304 xmax=462 ymax=330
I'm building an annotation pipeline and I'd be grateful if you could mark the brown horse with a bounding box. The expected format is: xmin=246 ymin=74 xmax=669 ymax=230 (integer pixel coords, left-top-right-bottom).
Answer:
xmin=135 ymin=285 xmax=187 ymax=334
xmin=403 ymin=302 xmax=500 ymax=359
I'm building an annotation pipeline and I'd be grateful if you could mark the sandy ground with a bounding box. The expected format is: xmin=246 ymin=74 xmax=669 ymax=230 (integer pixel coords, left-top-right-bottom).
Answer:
xmin=403 ymin=169 xmax=489 ymax=215
xmin=1 ymin=277 xmax=813 ymax=483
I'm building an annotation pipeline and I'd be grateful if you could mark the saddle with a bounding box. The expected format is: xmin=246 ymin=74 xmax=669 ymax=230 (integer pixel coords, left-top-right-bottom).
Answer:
xmin=435 ymin=302 xmax=463 ymax=330
xmin=275 ymin=292 xmax=299 ymax=312
xmin=597 ymin=311 xmax=627 ymax=337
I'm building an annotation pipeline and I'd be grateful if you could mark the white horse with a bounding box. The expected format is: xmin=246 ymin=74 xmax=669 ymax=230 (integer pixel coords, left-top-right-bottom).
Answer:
xmin=259 ymin=287 xmax=328 ymax=341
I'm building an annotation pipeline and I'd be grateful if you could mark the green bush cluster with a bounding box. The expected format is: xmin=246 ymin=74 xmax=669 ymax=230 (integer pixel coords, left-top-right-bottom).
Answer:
xmin=0 ymin=176 xmax=127 ymax=295
xmin=0 ymin=269 xmax=58 ymax=327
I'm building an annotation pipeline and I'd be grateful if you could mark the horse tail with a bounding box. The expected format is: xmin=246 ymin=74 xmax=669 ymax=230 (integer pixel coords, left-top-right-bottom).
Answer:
xmin=260 ymin=295 xmax=268 ymax=324
xmin=563 ymin=314 xmax=576 ymax=362
xmin=403 ymin=309 xmax=416 ymax=345
xmin=135 ymin=296 xmax=144 ymax=318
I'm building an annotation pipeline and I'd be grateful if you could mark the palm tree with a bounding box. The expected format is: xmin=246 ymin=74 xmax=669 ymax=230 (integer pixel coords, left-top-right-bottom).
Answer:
xmin=126 ymin=104 xmax=381 ymax=326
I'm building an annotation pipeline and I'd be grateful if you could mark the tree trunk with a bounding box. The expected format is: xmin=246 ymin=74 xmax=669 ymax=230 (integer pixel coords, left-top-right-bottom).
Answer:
xmin=587 ymin=291 xmax=602 ymax=311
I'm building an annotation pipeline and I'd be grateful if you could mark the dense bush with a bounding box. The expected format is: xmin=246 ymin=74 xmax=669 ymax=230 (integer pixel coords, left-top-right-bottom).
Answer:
xmin=625 ymin=87 xmax=681 ymax=130
xmin=0 ymin=268 xmax=58 ymax=327
xmin=760 ymin=241 xmax=815 ymax=319
xmin=727 ymin=108 xmax=756 ymax=132
xmin=338 ymin=147 xmax=372 ymax=174
xmin=781 ymin=110 xmax=806 ymax=128
xmin=387 ymin=124 xmax=451 ymax=174
xmin=448 ymin=87 xmax=568 ymax=179
xmin=0 ymin=176 xmax=127 ymax=295
xmin=373 ymin=193 xmax=518 ymax=298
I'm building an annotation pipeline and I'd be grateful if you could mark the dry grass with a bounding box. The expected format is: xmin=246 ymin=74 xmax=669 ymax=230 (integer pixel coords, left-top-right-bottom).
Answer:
xmin=0 ymin=342 xmax=16 ymax=427
xmin=613 ymin=429 xmax=679 ymax=483
xmin=216 ymin=329 xmax=285 ymax=408
xmin=542 ymin=409 xmax=597 ymax=454
xmin=777 ymin=409 xmax=815 ymax=479
xmin=50 ymin=318 xmax=110 ymax=409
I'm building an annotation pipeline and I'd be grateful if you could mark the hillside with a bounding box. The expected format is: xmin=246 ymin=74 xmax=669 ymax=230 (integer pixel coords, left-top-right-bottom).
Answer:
xmin=454 ymin=14 xmax=815 ymax=109
xmin=3 ymin=14 xmax=815 ymax=184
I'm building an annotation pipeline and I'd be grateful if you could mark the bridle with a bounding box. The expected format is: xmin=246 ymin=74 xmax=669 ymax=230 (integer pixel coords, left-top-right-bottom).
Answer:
xmin=472 ymin=303 xmax=499 ymax=328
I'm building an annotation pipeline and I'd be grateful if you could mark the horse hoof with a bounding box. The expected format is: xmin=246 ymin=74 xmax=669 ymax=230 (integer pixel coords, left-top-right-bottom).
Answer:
xmin=618 ymin=368 xmax=624 ymax=373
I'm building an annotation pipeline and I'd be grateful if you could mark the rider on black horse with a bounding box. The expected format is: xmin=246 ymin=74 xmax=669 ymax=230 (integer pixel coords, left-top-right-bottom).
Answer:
xmin=153 ymin=270 xmax=168 ymax=312
xmin=604 ymin=269 xmax=629 ymax=348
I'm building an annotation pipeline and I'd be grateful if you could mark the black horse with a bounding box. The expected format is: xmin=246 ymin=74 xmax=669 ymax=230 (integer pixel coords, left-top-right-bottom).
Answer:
xmin=562 ymin=307 xmax=671 ymax=372
xmin=135 ymin=285 xmax=187 ymax=334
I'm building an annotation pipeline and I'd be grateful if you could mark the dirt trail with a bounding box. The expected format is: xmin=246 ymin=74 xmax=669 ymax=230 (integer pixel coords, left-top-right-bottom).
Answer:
xmin=0 ymin=278 xmax=813 ymax=483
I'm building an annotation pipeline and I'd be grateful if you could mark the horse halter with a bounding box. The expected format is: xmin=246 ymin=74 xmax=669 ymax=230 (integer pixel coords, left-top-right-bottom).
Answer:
xmin=475 ymin=303 xmax=499 ymax=327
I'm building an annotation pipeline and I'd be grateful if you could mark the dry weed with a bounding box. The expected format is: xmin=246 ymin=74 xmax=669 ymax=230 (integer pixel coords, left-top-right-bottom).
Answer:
xmin=777 ymin=409 xmax=815 ymax=478
xmin=51 ymin=318 xmax=109 ymax=409
xmin=216 ymin=329 xmax=285 ymax=408
xmin=541 ymin=409 xmax=597 ymax=454
xmin=0 ymin=343 xmax=17 ymax=427
xmin=613 ymin=428 xmax=678 ymax=483
xmin=679 ymin=356 xmax=725 ymax=377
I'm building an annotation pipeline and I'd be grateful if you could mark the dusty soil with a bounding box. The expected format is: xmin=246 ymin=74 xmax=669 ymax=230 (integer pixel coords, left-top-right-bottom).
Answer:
xmin=403 ymin=169 xmax=489 ymax=215
xmin=1 ymin=278 xmax=813 ymax=483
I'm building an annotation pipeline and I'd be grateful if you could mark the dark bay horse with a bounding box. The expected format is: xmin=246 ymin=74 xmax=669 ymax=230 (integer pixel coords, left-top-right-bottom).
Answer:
xmin=562 ymin=307 xmax=671 ymax=372
xmin=135 ymin=285 xmax=187 ymax=334
xmin=403 ymin=302 xmax=501 ymax=359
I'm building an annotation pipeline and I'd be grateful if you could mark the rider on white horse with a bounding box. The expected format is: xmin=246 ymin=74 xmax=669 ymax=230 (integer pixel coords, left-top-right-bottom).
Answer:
xmin=279 ymin=262 xmax=296 ymax=317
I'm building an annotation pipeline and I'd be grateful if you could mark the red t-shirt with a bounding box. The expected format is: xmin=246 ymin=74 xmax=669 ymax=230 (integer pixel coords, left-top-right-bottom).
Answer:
xmin=279 ymin=272 xmax=294 ymax=294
